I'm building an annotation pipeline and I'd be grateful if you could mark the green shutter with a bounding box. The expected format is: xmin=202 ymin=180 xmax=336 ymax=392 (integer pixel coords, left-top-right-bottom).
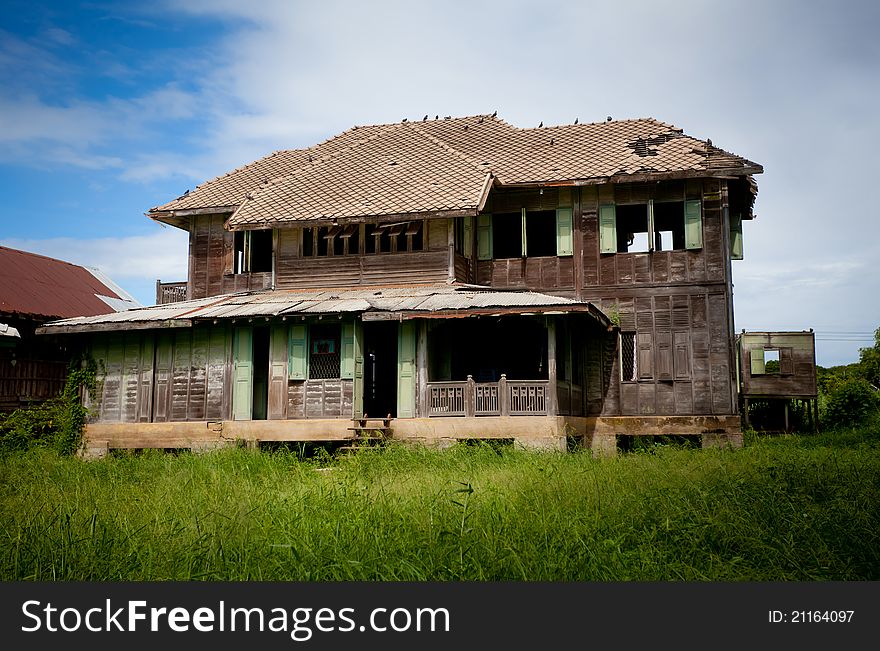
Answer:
xmin=463 ymin=216 xmax=474 ymax=258
xmin=556 ymin=207 xmax=573 ymax=256
xmin=599 ymin=204 xmax=617 ymax=254
xmin=730 ymin=212 xmax=743 ymax=260
xmin=341 ymin=322 xmax=355 ymax=379
xmin=288 ymin=324 xmax=308 ymax=380
xmin=685 ymin=199 xmax=703 ymax=250
xmin=352 ymin=321 xmax=364 ymax=418
xmin=232 ymin=327 xmax=253 ymax=421
xmin=397 ymin=321 xmax=417 ymax=418
xmin=750 ymin=348 xmax=765 ymax=375
xmin=477 ymin=214 xmax=493 ymax=260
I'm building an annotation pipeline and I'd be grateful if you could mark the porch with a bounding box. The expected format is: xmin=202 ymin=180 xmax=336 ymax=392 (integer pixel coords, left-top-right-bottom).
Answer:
xmin=426 ymin=376 xmax=550 ymax=417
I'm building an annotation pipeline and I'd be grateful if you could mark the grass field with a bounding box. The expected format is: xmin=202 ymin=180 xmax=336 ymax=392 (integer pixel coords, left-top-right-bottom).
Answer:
xmin=1 ymin=428 xmax=878 ymax=581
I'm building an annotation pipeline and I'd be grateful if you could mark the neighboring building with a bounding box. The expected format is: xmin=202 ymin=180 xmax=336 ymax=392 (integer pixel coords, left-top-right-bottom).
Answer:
xmin=736 ymin=330 xmax=818 ymax=432
xmin=39 ymin=114 xmax=762 ymax=454
xmin=0 ymin=246 xmax=139 ymax=412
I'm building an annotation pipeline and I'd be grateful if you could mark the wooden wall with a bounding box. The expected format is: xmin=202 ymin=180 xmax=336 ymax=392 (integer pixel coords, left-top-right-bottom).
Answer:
xmin=474 ymin=180 xmax=738 ymax=419
xmin=89 ymin=325 xmax=231 ymax=424
xmin=0 ymin=318 xmax=69 ymax=412
xmin=739 ymin=332 xmax=817 ymax=399
xmin=188 ymin=214 xmax=272 ymax=299
xmin=288 ymin=379 xmax=354 ymax=419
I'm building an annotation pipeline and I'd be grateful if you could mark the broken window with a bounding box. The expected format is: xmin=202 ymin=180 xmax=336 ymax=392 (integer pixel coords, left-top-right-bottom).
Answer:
xmin=234 ymin=229 xmax=273 ymax=273
xmin=620 ymin=332 xmax=636 ymax=382
xmin=308 ymin=324 xmax=341 ymax=380
xmin=616 ymin=204 xmax=651 ymax=253
xmin=599 ymin=200 xmax=702 ymax=254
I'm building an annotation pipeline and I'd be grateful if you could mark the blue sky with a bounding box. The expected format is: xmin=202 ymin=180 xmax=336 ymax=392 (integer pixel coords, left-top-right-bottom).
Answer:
xmin=1 ymin=0 xmax=878 ymax=366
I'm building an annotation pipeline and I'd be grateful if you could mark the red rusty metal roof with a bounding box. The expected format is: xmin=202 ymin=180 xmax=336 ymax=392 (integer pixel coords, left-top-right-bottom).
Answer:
xmin=0 ymin=246 xmax=133 ymax=320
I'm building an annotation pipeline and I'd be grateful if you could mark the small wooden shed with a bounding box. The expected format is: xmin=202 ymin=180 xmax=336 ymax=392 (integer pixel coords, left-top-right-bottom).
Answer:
xmin=736 ymin=331 xmax=818 ymax=431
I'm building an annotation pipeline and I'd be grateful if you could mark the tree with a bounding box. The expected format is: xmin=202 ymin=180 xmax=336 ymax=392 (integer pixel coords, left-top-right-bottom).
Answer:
xmin=859 ymin=327 xmax=880 ymax=389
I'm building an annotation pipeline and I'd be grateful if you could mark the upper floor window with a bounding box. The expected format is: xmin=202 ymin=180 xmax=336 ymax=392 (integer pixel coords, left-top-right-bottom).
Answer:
xmin=599 ymin=200 xmax=702 ymax=254
xmin=365 ymin=221 xmax=424 ymax=254
xmin=476 ymin=207 xmax=573 ymax=260
xmin=302 ymin=224 xmax=360 ymax=257
xmin=234 ymin=229 xmax=273 ymax=273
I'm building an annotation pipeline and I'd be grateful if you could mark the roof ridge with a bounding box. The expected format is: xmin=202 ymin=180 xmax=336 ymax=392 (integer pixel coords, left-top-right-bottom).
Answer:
xmin=405 ymin=121 xmax=493 ymax=174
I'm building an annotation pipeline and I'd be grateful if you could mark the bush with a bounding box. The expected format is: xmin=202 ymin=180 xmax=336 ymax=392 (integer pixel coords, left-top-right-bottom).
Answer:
xmin=0 ymin=357 xmax=96 ymax=455
xmin=823 ymin=378 xmax=880 ymax=428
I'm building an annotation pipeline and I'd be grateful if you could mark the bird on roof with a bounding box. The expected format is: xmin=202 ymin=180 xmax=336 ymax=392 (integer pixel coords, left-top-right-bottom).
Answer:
xmin=606 ymin=116 xmax=612 ymax=122
xmin=435 ymin=115 xmax=439 ymax=120
xmin=491 ymin=110 xmax=497 ymax=117
xmin=183 ymin=189 xmax=190 ymax=195
xmin=402 ymin=118 xmax=408 ymax=122
xmin=707 ymin=138 xmax=713 ymax=147
xmin=574 ymin=118 xmax=578 ymax=125
xmin=538 ymin=121 xmax=543 ymax=127
xmin=423 ymin=114 xmax=428 ymax=121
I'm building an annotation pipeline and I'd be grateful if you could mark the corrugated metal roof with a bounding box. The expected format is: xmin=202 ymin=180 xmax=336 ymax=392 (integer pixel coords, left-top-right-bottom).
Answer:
xmin=0 ymin=246 xmax=140 ymax=320
xmin=38 ymin=285 xmax=609 ymax=334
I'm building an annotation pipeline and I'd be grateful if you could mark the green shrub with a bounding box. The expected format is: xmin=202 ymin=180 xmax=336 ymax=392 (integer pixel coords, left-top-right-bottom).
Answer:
xmin=0 ymin=357 xmax=96 ymax=455
xmin=823 ymin=378 xmax=880 ymax=428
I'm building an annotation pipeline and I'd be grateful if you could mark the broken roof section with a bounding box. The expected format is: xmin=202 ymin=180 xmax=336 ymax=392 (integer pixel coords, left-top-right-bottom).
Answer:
xmin=149 ymin=114 xmax=762 ymax=230
xmin=0 ymin=246 xmax=140 ymax=320
xmin=37 ymin=285 xmax=611 ymax=334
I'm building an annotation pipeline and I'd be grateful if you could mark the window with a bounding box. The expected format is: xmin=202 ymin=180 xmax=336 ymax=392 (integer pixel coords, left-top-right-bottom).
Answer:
xmin=308 ymin=324 xmax=341 ymax=379
xmin=364 ymin=221 xmax=424 ymax=254
xmin=492 ymin=212 xmax=522 ymax=258
xmin=289 ymin=322 xmax=356 ymax=381
xmin=303 ymin=224 xmax=362 ymax=257
xmin=749 ymin=347 xmax=793 ymax=376
xmin=600 ymin=200 xmax=702 ymax=254
xmin=454 ymin=216 xmax=473 ymax=256
xmin=478 ymin=208 xmax=574 ymax=260
xmin=233 ymin=229 xmax=273 ymax=273
xmin=620 ymin=332 xmax=636 ymax=381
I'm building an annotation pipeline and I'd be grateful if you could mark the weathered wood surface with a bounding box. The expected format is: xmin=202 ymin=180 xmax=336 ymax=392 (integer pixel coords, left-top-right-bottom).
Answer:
xmin=287 ymin=379 xmax=354 ymax=419
xmin=739 ymin=332 xmax=818 ymax=398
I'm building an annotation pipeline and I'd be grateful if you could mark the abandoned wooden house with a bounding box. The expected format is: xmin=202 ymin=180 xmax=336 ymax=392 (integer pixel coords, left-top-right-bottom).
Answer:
xmin=1 ymin=246 xmax=138 ymax=412
xmin=737 ymin=330 xmax=818 ymax=432
xmin=37 ymin=114 xmax=762 ymax=455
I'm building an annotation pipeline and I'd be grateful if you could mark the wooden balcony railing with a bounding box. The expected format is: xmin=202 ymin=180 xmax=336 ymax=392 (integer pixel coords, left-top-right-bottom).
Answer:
xmin=155 ymin=280 xmax=187 ymax=305
xmin=427 ymin=375 xmax=548 ymax=417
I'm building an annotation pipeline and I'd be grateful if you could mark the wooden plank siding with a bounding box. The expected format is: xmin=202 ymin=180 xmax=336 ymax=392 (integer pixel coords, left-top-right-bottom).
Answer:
xmin=569 ymin=178 xmax=738 ymax=420
xmin=89 ymin=324 xmax=232 ymax=424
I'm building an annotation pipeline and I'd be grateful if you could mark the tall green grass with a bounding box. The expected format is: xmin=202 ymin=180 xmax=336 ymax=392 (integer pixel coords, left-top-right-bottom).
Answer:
xmin=0 ymin=428 xmax=878 ymax=580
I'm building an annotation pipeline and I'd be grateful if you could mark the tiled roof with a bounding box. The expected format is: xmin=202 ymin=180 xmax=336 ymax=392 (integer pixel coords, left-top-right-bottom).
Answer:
xmin=0 ymin=246 xmax=139 ymax=320
xmin=149 ymin=114 xmax=761 ymax=228
xmin=230 ymin=122 xmax=492 ymax=228
xmin=38 ymin=285 xmax=610 ymax=334
xmin=153 ymin=123 xmax=398 ymax=213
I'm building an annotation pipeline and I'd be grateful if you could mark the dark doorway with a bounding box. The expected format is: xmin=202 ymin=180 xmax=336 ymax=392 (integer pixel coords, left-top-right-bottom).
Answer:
xmin=363 ymin=322 xmax=398 ymax=418
xmin=252 ymin=326 xmax=270 ymax=420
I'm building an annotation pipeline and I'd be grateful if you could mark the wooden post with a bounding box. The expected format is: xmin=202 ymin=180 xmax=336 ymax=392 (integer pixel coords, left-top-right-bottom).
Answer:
xmin=447 ymin=218 xmax=456 ymax=283
xmin=417 ymin=321 xmax=428 ymax=417
xmin=783 ymin=400 xmax=789 ymax=432
xmin=546 ymin=318 xmax=558 ymax=416
xmin=465 ymin=374 xmax=475 ymax=417
xmin=499 ymin=373 xmax=509 ymax=417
